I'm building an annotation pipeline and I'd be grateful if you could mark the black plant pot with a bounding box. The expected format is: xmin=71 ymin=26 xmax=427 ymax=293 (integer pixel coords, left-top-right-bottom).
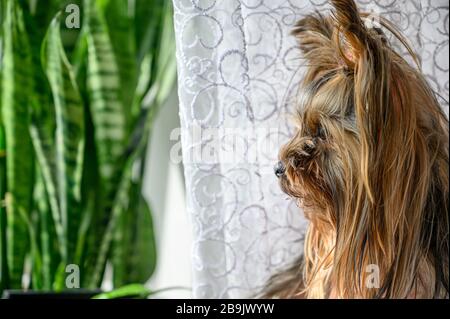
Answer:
xmin=2 ymin=289 xmax=103 ymax=299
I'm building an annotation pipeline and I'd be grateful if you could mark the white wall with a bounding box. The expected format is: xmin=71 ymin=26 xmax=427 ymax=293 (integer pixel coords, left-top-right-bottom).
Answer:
xmin=143 ymin=87 xmax=193 ymax=299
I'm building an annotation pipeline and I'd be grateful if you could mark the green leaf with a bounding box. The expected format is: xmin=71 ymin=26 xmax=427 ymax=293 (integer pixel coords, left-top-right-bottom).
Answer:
xmin=0 ymin=127 xmax=8 ymax=292
xmin=135 ymin=0 xmax=165 ymax=67
xmin=0 ymin=19 xmax=3 ymax=294
xmin=89 ymin=158 xmax=131 ymax=288
xmin=90 ymin=105 xmax=155 ymax=288
xmin=92 ymin=283 xmax=150 ymax=299
xmin=131 ymin=1 xmax=176 ymax=124
xmin=1 ymin=0 xmax=34 ymax=288
xmin=29 ymin=125 xmax=65 ymax=263
xmin=33 ymin=169 xmax=58 ymax=291
xmin=19 ymin=204 xmax=43 ymax=290
xmin=109 ymin=1 xmax=175 ymax=288
xmin=104 ymin=0 xmax=137 ymax=122
xmin=82 ymin=0 xmax=127 ymax=287
xmin=41 ymin=13 xmax=85 ymax=264
xmin=154 ymin=4 xmax=177 ymax=107
xmin=92 ymin=285 xmax=190 ymax=299
xmin=84 ymin=0 xmax=126 ymax=185
xmin=23 ymin=1 xmax=63 ymax=288
xmin=112 ymin=185 xmax=156 ymax=286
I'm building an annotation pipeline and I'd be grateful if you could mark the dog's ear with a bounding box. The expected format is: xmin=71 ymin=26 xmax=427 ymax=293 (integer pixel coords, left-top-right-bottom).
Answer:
xmin=292 ymin=1 xmax=373 ymax=73
xmin=330 ymin=0 xmax=372 ymax=68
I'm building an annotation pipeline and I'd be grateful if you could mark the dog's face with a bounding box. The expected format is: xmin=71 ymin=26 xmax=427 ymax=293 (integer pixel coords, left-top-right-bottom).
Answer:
xmin=276 ymin=12 xmax=367 ymax=221
xmin=272 ymin=0 xmax=449 ymax=298
xmin=277 ymin=66 xmax=359 ymax=218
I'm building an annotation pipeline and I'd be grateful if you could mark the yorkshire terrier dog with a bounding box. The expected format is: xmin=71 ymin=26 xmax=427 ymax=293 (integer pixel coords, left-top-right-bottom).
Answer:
xmin=264 ymin=0 xmax=449 ymax=298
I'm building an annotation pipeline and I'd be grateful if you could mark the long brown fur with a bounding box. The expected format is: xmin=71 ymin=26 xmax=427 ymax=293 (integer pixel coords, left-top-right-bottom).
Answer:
xmin=262 ymin=0 xmax=449 ymax=299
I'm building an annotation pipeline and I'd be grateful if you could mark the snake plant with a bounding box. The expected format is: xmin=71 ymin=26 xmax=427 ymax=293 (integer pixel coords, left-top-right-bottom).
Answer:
xmin=0 ymin=0 xmax=176 ymax=293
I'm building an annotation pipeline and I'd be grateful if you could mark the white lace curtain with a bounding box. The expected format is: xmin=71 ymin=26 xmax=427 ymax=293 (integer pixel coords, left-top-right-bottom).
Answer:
xmin=172 ymin=0 xmax=449 ymax=298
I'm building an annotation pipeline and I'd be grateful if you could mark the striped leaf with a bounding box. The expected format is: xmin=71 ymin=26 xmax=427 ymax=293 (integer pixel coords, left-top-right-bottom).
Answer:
xmin=23 ymin=2 xmax=61 ymax=287
xmin=0 ymin=0 xmax=6 ymax=293
xmin=0 ymin=127 xmax=8 ymax=291
xmin=29 ymin=125 xmax=64 ymax=261
xmin=131 ymin=0 xmax=176 ymax=124
xmin=135 ymin=0 xmax=165 ymax=66
xmin=152 ymin=2 xmax=177 ymax=107
xmin=33 ymin=169 xmax=57 ymax=290
xmin=112 ymin=186 xmax=156 ymax=286
xmin=84 ymin=0 xmax=125 ymax=191
xmin=110 ymin=0 xmax=175 ymax=288
xmin=104 ymin=0 xmax=137 ymax=124
xmin=1 ymin=0 xmax=34 ymax=288
xmin=42 ymin=13 xmax=85 ymax=264
xmin=92 ymin=104 xmax=157 ymax=288
xmin=83 ymin=0 xmax=126 ymax=287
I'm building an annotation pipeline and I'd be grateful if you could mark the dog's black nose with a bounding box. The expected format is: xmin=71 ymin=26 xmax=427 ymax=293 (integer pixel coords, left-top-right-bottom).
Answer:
xmin=274 ymin=161 xmax=286 ymax=178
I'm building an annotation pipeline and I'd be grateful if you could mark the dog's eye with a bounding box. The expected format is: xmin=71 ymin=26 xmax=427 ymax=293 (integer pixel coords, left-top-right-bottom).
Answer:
xmin=316 ymin=125 xmax=326 ymax=139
